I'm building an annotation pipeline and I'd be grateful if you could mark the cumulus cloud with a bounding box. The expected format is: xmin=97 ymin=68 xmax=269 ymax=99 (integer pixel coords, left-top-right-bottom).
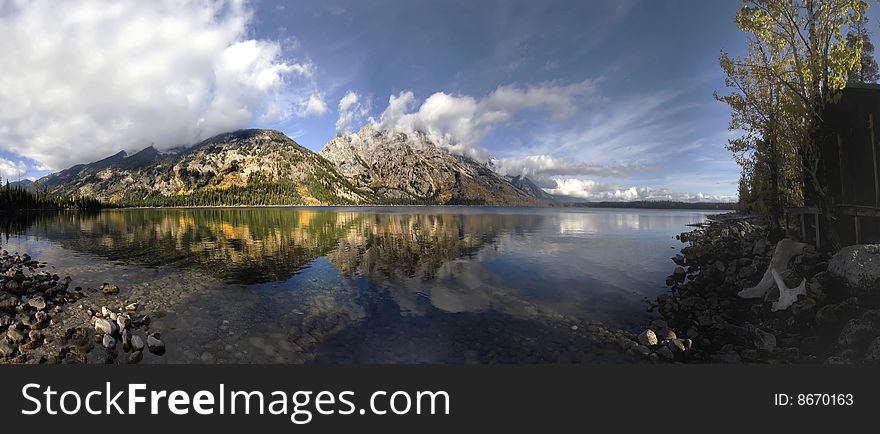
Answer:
xmin=0 ymin=0 xmax=318 ymax=170
xmin=374 ymin=80 xmax=604 ymax=157
xmin=0 ymin=159 xmax=27 ymax=182
xmin=303 ymin=93 xmax=329 ymax=116
xmin=335 ymin=90 xmax=371 ymax=133
xmin=546 ymin=178 xmax=736 ymax=203
xmin=490 ymin=155 xmax=638 ymax=180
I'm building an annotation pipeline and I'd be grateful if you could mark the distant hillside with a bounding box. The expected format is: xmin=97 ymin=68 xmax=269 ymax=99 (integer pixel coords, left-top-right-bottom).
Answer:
xmin=556 ymin=200 xmax=737 ymax=210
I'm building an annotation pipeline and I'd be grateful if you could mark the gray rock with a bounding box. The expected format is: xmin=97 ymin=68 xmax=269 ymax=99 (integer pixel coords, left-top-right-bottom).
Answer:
xmin=127 ymin=350 xmax=143 ymax=364
xmin=101 ymin=283 xmax=120 ymax=294
xmin=6 ymin=327 xmax=25 ymax=344
xmin=633 ymin=345 xmax=651 ymax=357
xmin=649 ymin=319 xmax=670 ymax=337
xmin=790 ymin=297 xmax=817 ymax=318
xmin=753 ymin=328 xmax=777 ymax=352
xmin=4 ymin=280 xmax=20 ymax=292
xmin=667 ymin=338 xmax=687 ymax=353
xmin=94 ymin=318 xmax=119 ymax=337
xmin=673 ymin=266 xmax=686 ymax=282
xmin=864 ymin=337 xmax=880 ymax=363
xmin=837 ymin=318 xmax=878 ymax=348
xmin=637 ymin=329 xmax=658 ymax=347
xmin=102 ymin=333 xmax=117 ymax=349
xmin=860 ymin=309 xmax=880 ymax=328
xmin=816 ymin=297 xmax=860 ymax=325
xmin=87 ymin=348 xmax=114 ymax=364
xmin=131 ymin=334 xmax=145 ymax=352
xmin=116 ymin=315 xmax=130 ymax=331
xmin=121 ymin=329 xmax=132 ymax=351
xmin=828 ymin=244 xmax=880 ymax=295
xmin=618 ymin=337 xmax=637 ymax=351
xmin=26 ymin=296 xmax=46 ymax=310
xmin=147 ymin=334 xmax=165 ymax=355
xmin=27 ymin=330 xmax=43 ymax=342
xmin=0 ymin=341 xmax=14 ymax=357
xmin=656 ymin=346 xmax=676 ymax=360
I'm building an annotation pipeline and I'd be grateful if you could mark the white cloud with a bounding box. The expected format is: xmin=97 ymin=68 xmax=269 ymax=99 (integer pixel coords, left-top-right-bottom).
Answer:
xmin=0 ymin=0 xmax=317 ymax=170
xmin=0 ymin=159 xmax=27 ymax=182
xmin=374 ymin=80 xmax=604 ymax=158
xmin=547 ymin=178 xmax=736 ymax=203
xmin=303 ymin=93 xmax=329 ymax=116
xmin=489 ymin=155 xmax=638 ymax=180
xmin=335 ymin=90 xmax=371 ymax=133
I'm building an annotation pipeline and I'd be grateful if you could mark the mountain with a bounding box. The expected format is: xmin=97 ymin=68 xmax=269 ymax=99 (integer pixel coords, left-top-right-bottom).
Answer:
xmin=319 ymin=125 xmax=546 ymax=205
xmin=507 ymin=175 xmax=555 ymax=201
xmin=32 ymin=127 xmax=550 ymax=206
xmin=35 ymin=129 xmax=375 ymax=205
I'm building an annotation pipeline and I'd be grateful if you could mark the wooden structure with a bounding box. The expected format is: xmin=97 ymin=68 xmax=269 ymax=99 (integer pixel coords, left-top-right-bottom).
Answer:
xmin=786 ymin=83 xmax=880 ymax=248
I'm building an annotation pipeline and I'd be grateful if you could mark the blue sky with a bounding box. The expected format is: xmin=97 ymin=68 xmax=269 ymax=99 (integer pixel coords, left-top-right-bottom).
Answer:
xmin=1 ymin=1 xmax=878 ymax=201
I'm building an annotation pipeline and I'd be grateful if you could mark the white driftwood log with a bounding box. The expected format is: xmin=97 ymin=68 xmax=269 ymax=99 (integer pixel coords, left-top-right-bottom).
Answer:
xmin=770 ymin=268 xmax=806 ymax=312
xmin=737 ymin=238 xmax=807 ymax=299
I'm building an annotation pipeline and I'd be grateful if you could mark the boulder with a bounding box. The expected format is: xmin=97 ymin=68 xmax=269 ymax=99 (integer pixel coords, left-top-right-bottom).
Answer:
xmin=864 ymin=337 xmax=880 ymax=363
xmin=816 ymin=297 xmax=860 ymax=325
xmin=753 ymin=328 xmax=777 ymax=352
xmin=837 ymin=318 xmax=878 ymax=348
xmin=828 ymin=245 xmax=880 ymax=295
xmin=637 ymin=329 xmax=658 ymax=347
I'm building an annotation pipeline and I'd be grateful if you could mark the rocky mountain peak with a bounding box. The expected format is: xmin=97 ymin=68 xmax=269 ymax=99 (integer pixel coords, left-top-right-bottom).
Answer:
xmin=320 ymin=124 xmax=547 ymax=205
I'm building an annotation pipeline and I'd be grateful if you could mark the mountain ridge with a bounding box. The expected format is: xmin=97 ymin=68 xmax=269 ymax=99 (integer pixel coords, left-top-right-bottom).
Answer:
xmin=28 ymin=127 xmax=551 ymax=206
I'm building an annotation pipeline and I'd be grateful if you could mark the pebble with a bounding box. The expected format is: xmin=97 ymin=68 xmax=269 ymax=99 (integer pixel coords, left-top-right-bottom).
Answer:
xmin=27 ymin=296 xmax=47 ymax=310
xmin=101 ymin=283 xmax=120 ymax=294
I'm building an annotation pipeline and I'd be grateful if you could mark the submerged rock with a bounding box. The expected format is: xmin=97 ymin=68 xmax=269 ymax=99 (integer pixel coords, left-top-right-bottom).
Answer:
xmin=147 ymin=334 xmax=165 ymax=355
xmin=101 ymin=283 xmax=120 ymax=295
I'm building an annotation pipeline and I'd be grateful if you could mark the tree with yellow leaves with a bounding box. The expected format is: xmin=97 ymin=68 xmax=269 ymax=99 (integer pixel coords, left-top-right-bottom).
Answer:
xmin=719 ymin=0 xmax=869 ymax=249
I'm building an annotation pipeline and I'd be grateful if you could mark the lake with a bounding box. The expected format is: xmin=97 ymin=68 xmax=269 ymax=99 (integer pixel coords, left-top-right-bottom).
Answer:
xmin=0 ymin=207 xmax=712 ymax=363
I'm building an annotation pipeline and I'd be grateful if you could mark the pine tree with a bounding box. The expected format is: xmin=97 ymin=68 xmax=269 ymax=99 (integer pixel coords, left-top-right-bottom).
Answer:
xmin=847 ymin=14 xmax=879 ymax=83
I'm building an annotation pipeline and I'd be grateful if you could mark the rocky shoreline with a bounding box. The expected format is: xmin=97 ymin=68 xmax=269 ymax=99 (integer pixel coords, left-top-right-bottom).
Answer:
xmin=623 ymin=213 xmax=880 ymax=364
xmin=0 ymin=250 xmax=166 ymax=364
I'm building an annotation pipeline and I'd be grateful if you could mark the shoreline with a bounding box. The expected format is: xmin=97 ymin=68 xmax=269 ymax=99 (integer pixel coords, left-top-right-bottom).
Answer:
xmin=622 ymin=214 xmax=880 ymax=364
xmin=0 ymin=250 xmax=166 ymax=364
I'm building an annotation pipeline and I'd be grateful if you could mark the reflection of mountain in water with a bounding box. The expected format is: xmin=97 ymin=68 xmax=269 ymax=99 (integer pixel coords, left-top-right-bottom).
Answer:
xmin=3 ymin=209 xmax=361 ymax=283
xmin=1 ymin=209 xmax=529 ymax=288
